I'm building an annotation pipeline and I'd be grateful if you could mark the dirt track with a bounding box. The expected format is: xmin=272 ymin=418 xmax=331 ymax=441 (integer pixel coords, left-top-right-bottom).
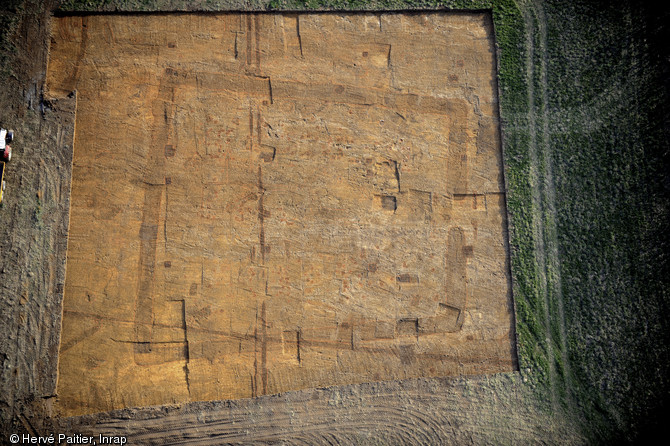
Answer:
xmin=47 ymin=12 xmax=516 ymax=417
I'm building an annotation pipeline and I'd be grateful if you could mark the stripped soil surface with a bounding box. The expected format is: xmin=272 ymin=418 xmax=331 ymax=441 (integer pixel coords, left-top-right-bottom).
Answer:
xmin=47 ymin=12 xmax=516 ymax=417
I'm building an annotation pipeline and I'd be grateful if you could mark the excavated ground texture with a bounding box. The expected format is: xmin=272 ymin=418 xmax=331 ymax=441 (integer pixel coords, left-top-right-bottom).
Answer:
xmin=47 ymin=12 xmax=515 ymax=417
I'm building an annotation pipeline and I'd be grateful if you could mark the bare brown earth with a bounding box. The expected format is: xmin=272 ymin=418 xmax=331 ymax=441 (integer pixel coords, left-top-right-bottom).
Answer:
xmin=46 ymin=12 xmax=516 ymax=417
xmin=52 ymin=374 xmax=565 ymax=445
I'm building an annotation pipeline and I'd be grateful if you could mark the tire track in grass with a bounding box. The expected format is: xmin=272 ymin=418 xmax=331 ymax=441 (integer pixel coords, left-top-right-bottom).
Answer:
xmin=532 ymin=0 xmax=573 ymax=414
xmin=522 ymin=0 xmax=573 ymax=415
xmin=520 ymin=0 xmax=557 ymax=409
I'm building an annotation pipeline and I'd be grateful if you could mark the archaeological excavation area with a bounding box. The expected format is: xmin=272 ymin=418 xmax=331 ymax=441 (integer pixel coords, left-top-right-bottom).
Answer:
xmin=46 ymin=12 xmax=516 ymax=417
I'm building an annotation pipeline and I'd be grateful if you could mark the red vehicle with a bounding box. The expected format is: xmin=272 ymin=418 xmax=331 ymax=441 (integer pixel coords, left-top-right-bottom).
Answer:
xmin=0 ymin=162 xmax=5 ymax=205
xmin=1 ymin=129 xmax=14 ymax=162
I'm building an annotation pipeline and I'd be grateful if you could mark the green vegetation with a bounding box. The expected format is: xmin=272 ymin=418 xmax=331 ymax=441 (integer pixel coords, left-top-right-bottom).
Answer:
xmin=58 ymin=0 xmax=107 ymax=11
xmin=544 ymin=1 xmax=669 ymax=441
xmin=31 ymin=191 xmax=43 ymax=226
xmin=0 ymin=0 xmax=24 ymax=78
xmin=30 ymin=0 xmax=670 ymax=442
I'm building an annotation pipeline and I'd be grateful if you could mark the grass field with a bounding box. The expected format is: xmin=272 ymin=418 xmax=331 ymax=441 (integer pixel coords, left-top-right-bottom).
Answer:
xmin=543 ymin=1 xmax=669 ymax=441
xmin=1 ymin=0 xmax=667 ymax=443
